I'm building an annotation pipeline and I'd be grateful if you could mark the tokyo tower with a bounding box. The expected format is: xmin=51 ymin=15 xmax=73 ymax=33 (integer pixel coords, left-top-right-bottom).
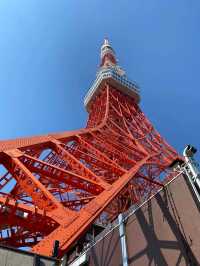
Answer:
xmin=0 ymin=39 xmax=179 ymax=258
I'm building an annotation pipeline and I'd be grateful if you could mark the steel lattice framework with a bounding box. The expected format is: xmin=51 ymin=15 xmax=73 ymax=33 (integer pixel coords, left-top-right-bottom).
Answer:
xmin=0 ymin=39 xmax=179 ymax=257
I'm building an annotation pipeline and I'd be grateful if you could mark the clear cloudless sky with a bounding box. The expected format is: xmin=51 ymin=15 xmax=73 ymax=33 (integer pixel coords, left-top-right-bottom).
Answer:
xmin=0 ymin=0 xmax=199 ymax=157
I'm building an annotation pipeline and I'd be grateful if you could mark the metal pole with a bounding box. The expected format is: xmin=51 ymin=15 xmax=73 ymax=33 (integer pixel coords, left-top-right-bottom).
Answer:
xmin=33 ymin=254 xmax=40 ymax=266
xmin=118 ymin=213 xmax=128 ymax=266
xmin=52 ymin=240 xmax=60 ymax=258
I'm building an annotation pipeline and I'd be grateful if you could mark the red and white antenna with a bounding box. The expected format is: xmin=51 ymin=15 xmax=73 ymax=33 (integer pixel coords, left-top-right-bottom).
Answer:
xmin=100 ymin=37 xmax=117 ymax=66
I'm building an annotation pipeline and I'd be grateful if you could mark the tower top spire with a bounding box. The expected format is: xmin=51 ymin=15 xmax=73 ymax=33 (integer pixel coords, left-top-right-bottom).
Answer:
xmin=103 ymin=37 xmax=109 ymax=45
xmin=100 ymin=37 xmax=117 ymax=66
xmin=84 ymin=39 xmax=140 ymax=111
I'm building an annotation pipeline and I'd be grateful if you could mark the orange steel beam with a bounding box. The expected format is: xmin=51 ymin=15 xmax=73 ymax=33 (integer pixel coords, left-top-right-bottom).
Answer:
xmin=32 ymin=156 xmax=150 ymax=256
xmin=21 ymin=154 xmax=104 ymax=194
xmin=3 ymin=150 xmax=76 ymax=225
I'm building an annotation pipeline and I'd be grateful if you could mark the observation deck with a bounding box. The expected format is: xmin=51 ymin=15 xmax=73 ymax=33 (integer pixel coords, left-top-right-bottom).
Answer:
xmin=84 ymin=67 xmax=140 ymax=111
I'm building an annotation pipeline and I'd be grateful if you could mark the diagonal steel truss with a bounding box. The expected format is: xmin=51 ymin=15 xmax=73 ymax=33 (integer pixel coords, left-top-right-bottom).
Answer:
xmin=0 ymin=84 xmax=179 ymax=257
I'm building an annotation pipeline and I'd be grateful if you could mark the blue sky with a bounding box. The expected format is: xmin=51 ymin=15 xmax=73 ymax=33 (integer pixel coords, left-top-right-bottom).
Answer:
xmin=0 ymin=0 xmax=199 ymax=157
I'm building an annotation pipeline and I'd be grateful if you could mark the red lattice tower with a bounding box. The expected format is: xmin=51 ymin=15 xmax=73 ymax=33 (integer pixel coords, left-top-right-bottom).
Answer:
xmin=0 ymin=39 xmax=179 ymax=257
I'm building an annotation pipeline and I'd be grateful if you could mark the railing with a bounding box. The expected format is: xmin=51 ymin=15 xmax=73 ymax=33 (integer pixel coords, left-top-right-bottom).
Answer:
xmin=84 ymin=69 xmax=140 ymax=108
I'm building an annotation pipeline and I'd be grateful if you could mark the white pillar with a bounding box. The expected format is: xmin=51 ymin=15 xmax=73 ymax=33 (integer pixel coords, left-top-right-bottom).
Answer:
xmin=118 ymin=213 xmax=128 ymax=266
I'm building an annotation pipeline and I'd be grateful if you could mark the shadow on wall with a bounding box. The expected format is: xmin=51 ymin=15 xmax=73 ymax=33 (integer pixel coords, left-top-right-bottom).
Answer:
xmin=89 ymin=228 xmax=122 ymax=266
xmin=129 ymin=188 xmax=199 ymax=266
xmin=88 ymin=183 xmax=200 ymax=266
